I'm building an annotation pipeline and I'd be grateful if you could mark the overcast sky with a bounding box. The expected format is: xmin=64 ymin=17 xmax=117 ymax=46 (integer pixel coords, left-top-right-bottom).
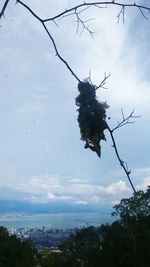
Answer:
xmin=0 ymin=0 xmax=150 ymax=207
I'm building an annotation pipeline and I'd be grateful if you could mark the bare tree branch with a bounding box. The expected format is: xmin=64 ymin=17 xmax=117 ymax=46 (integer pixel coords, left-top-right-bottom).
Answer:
xmin=138 ymin=6 xmax=149 ymax=20
xmin=42 ymin=22 xmax=81 ymax=82
xmin=42 ymin=2 xmax=150 ymax=23
xmin=59 ymin=6 xmax=90 ymax=21
xmin=112 ymin=109 xmax=140 ymax=132
xmin=17 ymin=0 xmax=81 ymax=83
xmin=107 ymin=123 xmax=136 ymax=193
xmin=0 ymin=0 xmax=10 ymax=20
xmin=96 ymin=73 xmax=111 ymax=89
xmin=117 ymin=5 xmax=125 ymax=23
xmin=105 ymin=110 xmax=140 ymax=193
xmin=14 ymin=0 xmax=150 ymax=84
xmin=74 ymin=8 xmax=95 ymax=38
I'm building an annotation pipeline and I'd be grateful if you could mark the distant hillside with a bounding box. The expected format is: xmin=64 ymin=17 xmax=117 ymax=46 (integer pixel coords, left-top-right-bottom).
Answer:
xmin=0 ymin=199 xmax=112 ymax=214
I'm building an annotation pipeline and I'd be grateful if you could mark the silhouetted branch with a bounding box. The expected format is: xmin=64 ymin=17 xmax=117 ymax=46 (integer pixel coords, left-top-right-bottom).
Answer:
xmin=138 ymin=6 xmax=149 ymax=20
xmin=17 ymin=0 xmax=43 ymax=22
xmin=15 ymin=1 xmax=150 ymax=84
xmin=16 ymin=0 xmax=81 ymax=82
xmin=106 ymin=110 xmax=140 ymax=193
xmin=74 ymin=8 xmax=95 ymax=38
xmin=42 ymin=22 xmax=81 ymax=82
xmin=59 ymin=6 xmax=90 ymax=21
xmin=96 ymin=73 xmax=111 ymax=89
xmin=117 ymin=5 xmax=125 ymax=23
xmin=112 ymin=109 xmax=140 ymax=132
xmin=42 ymin=2 xmax=150 ymax=23
xmin=107 ymin=123 xmax=136 ymax=193
xmin=0 ymin=0 xmax=10 ymax=20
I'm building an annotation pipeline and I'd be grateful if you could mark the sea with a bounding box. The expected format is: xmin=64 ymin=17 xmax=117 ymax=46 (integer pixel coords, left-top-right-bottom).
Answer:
xmin=0 ymin=211 xmax=114 ymax=229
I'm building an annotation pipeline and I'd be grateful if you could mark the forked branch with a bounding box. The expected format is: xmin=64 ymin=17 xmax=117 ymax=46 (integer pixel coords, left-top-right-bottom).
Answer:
xmin=96 ymin=73 xmax=111 ymax=89
xmin=112 ymin=109 xmax=140 ymax=132
xmin=41 ymin=2 xmax=150 ymax=23
xmin=1 ymin=0 xmax=149 ymax=83
xmin=12 ymin=0 xmax=150 ymax=83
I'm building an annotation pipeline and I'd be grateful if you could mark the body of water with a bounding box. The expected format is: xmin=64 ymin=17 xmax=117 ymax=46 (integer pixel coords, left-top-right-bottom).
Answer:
xmin=0 ymin=211 xmax=114 ymax=229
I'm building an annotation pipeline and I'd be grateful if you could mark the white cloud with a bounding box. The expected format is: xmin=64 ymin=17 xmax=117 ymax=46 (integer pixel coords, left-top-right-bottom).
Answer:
xmin=137 ymin=176 xmax=150 ymax=191
xmin=75 ymin=200 xmax=88 ymax=205
xmin=47 ymin=192 xmax=57 ymax=200
xmin=133 ymin=167 xmax=150 ymax=176
xmin=0 ymin=174 xmax=132 ymax=204
xmin=95 ymin=180 xmax=130 ymax=197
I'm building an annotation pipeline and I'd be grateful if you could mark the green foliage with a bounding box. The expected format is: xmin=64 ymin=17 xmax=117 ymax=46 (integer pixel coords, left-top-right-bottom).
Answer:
xmin=56 ymin=187 xmax=150 ymax=267
xmin=58 ymin=226 xmax=102 ymax=267
xmin=0 ymin=227 xmax=37 ymax=267
xmin=76 ymin=82 xmax=109 ymax=157
xmin=39 ymin=251 xmax=71 ymax=267
xmin=99 ymin=215 xmax=150 ymax=267
xmin=112 ymin=186 xmax=150 ymax=223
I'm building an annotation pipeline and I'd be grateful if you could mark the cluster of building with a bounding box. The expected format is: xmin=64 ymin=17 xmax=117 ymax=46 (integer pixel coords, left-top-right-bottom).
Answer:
xmin=8 ymin=226 xmax=79 ymax=250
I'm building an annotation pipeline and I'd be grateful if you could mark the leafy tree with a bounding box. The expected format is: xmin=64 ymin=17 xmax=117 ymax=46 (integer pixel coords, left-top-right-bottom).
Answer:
xmin=100 ymin=188 xmax=150 ymax=267
xmin=0 ymin=227 xmax=37 ymax=267
xmin=100 ymin=218 xmax=150 ymax=266
xmin=39 ymin=250 xmax=73 ymax=267
xmin=57 ymin=188 xmax=150 ymax=267
xmin=112 ymin=186 xmax=150 ymax=222
xmin=106 ymin=187 xmax=150 ymax=267
xmin=99 ymin=222 xmax=131 ymax=267
xmin=59 ymin=226 xmax=102 ymax=267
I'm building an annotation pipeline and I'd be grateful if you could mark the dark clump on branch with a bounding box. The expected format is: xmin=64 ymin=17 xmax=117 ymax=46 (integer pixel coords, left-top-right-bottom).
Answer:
xmin=76 ymin=81 xmax=109 ymax=157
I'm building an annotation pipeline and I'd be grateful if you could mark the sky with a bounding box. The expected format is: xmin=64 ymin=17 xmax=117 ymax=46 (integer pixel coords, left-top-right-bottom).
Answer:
xmin=0 ymin=0 xmax=150 ymax=208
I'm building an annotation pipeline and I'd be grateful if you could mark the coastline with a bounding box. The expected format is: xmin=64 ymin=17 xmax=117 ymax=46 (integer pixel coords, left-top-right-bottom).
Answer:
xmin=0 ymin=211 xmax=114 ymax=229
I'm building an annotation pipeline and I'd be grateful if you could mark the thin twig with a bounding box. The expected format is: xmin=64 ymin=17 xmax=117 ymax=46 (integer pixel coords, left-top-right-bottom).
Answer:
xmin=42 ymin=2 xmax=150 ymax=23
xmin=138 ymin=6 xmax=149 ymax=20
xmin=112 ymin=109 xmax=140 ymax=132
xmin=96 ymin=73 xmax=111 ymax=89
xmin=75 ymin=9 xmax=95 ymax=38
xmin=117 ymin=5 xmax=125 ymax=23
xmin=0 ymin=0 xmax=10 ymax=19
xmin=78 ymin=6 xmax=91 ymax=15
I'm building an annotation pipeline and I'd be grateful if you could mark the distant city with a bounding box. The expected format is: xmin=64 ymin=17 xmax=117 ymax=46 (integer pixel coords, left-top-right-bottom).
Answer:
xmin=0 ymin=200 xmax=115 ymax=252
xmin=8 ymin=226 xmax=79 ymax=250
xmin=0 ymin=199 xmax=114 ymax=250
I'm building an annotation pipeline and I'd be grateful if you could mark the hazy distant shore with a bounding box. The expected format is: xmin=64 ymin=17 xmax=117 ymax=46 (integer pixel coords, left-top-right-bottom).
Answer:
xmin=0 ymin=211 xmax=114 ymax=229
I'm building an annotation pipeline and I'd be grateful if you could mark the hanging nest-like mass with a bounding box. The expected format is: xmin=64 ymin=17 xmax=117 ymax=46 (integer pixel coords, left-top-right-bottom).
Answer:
xmin=76 ymin=81 xmax=109 ymax=157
